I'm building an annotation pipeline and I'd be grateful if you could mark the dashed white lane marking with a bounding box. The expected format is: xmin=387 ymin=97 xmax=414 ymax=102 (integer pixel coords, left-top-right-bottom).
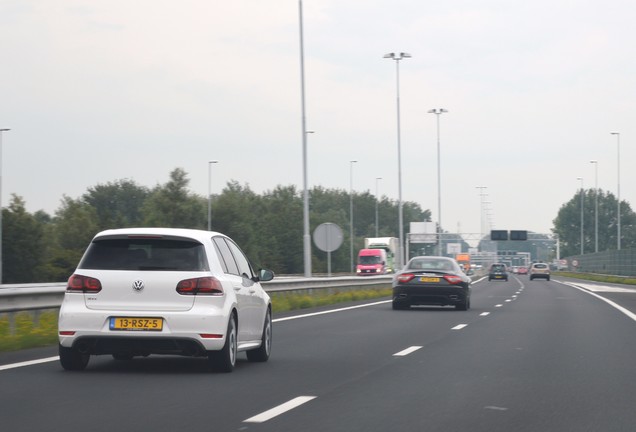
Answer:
xmin=0 ymin=356 xmax=59 ymax=371
xmin=505 ymin=299 xmax=512 ymax=302
xmin=480 ymin=312 xmax=490 ymax=316
xmin=495 ymin=304 xmax=503 ymax=307
xmin=451 ymin=324 xmax=468 ymax=330
xmin=393 ymin=346 xmax=423 ymax=357
xmin=244 ymin=396 xmax=317 ymax=423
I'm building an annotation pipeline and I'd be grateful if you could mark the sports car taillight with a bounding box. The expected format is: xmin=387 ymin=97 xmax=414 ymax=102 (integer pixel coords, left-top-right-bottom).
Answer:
xmin=397 ymin=273 xmax=416 ymax=283
xmin=66 ymin=274 xmax=102 ymax=293
xmin=176 ymin=277 xmax=224 ymax=296
xmin=443 ymin=275 xmax=463 ymax=285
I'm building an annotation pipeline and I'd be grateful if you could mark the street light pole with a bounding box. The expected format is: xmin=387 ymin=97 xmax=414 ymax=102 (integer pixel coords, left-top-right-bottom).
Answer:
xmin=349 ymin=160 xmax=358 ymax=274
xmin=611 ymin=132 xmax=621 ymax=250
xmin=590 ymin=160 xmax=598 ymax=252
xmin=429 ymin=108 xmax=448 ymax=256
xmin=207 ymin=160 xmax=218 ymax=231
xmin=375 ymin=177 xmax=382 ymax=237
xmin=0 ymin=128 xmax=9 ymax=285
xmin=476 ymin=186 xmax=487 ymax=245
xmin=577 ymin=177 xmax=584 ymax=255
xmin=384 ymin=52 xmax=411 ymax=269
xmin=299 ymin=0 xmax=312 ymax=277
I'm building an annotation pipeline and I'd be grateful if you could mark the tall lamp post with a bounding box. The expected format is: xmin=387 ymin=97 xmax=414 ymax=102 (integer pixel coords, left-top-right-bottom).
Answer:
xmin=207 ymin=160 xmax=219 ymax=231
xmin=476 ymin=186 xmax=487 ymax=245
xmin=375 ymin=177 xmax=382 ymax=237
xmin=590 ymin=160 xmax=598 ymax=252
xmin=299 ymin=0 xmax=312 ymax=277
xmin=428 ymin=108 xmax=448 ymax=256
xmin=0 ymin=128 xmax=9 ymax=284
xmin=349 ymin=160 xmax=358 ymax=273
xmin=611 ymin=132 xmax=621 ymax=250
xmin=384 ymin=52 xmax=411 ymax=268
xmin=577 ymin=177 xmax=584 ymax=255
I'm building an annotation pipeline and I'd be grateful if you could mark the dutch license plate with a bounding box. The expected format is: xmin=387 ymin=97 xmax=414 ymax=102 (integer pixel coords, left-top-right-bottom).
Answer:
xmin=110 ymin=317 xmax=163 ymax=331
xmin=420 ymin=277 xmax=440 ymax=282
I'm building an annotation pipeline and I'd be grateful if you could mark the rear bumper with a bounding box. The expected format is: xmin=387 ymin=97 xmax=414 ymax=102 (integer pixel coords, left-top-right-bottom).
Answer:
xmin=392 ymin=286 xmax=469 ymax=307
xmin=67 ymin=335 xmax=210 ymax=357
xmin=58 ymin=301 xmax=231 ymax=353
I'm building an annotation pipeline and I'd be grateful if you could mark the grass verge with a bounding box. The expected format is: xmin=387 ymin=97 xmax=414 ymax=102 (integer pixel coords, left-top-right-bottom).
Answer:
xmin=0 ymin=311 xmax=59 ymax=352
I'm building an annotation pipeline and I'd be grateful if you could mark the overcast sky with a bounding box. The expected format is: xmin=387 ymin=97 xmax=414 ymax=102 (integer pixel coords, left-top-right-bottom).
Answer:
xmin=1 ymin=0 xmax=634 ymax=238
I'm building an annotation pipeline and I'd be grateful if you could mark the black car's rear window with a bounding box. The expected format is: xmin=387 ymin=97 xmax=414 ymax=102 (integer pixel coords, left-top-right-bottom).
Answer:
xmin=78 ymin=238 xmax=209 ymax=271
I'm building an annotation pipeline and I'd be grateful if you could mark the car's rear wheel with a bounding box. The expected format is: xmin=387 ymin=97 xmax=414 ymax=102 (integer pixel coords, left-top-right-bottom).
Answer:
xmin=59 ymin=344 xmax=89 ymax=371
xmin=392 ymin=301 xmax=409 ymax=310
xmin=456 ymin=298 xmax=469 ymax=311
xmin=208 ymin=315 xmax=237 ymax=373
xmin=247 ymin=308 xmax=272 ymax=363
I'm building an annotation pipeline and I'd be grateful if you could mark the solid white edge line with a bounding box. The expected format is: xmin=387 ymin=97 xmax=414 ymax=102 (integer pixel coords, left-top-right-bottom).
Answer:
xmin=0 ymin=356 xmax=59 ymax=371
xmin=393 ymin=346 xmax=423 ymax=357
xmin=558 ymin=281 xmax=636 ymax=322
xmin=451 ymin=324 xmax=468 ymax=330
xmin=272 ymin=300 xmax=391 ymax=323
xmin=244 ymin=396 xmax=317 ymax=423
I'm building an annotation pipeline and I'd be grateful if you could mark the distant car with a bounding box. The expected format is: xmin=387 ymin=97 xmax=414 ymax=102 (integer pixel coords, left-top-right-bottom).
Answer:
xmin=488 ymin=263 xmax=509 ymax=281
xmin=517 ymin=266 xmax=528 ymax=275
xmin=392 ymin=256 xmax=471 ymax=311
xmin=58 ymin=228 xmax=274 ymax=372
xmin=529 ymin=262 xmax=551 ymax=281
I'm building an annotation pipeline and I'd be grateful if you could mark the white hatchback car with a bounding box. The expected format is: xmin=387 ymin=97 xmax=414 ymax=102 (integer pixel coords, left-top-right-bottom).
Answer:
xmin=58 ymin=228 xmax=274 ymax=372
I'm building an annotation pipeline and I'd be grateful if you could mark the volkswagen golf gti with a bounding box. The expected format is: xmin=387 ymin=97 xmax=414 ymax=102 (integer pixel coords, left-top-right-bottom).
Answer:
xmin=58 ymin=228 xmax=274 ymax=372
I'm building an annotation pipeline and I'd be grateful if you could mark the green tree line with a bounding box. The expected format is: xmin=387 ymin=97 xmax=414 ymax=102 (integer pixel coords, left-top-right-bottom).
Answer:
xmin=552 ymin=189 xmax=636 ymax=257
xmin=2 ymin=168 xmax=431 ymax=283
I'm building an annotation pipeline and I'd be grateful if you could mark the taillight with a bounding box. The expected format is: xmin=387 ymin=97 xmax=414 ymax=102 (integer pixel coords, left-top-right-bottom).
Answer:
xmin=443 ymin=275 xmax=463 ymax=285
xmin=176 ymin=277 xmax=224 ymax=296
xmin=397 ymin=273 xmax=415 ymax=283
xmin=67 ymin=274 xmax=102 ymax=293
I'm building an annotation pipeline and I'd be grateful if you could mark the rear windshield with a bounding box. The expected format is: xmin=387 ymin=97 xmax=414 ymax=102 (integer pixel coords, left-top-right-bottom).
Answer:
xmin=491 ymin=264 xmax=506 ymax=271
xmin=78 ymin=238 xmax=209 ymax=271
xmin=533 ymin=264 xmax=548 ymax=269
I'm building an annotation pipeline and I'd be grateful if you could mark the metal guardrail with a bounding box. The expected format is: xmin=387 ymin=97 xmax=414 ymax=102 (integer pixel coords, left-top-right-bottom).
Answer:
xmin=0 ymin=276 xmax=394 ymax=314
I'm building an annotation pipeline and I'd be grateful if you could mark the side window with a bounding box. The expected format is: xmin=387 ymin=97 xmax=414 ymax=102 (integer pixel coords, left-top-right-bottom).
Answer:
xmin=212 ymin=237 xmax=239 ymax=275
xmin=225 ymin=239 xmax=254 ymax=279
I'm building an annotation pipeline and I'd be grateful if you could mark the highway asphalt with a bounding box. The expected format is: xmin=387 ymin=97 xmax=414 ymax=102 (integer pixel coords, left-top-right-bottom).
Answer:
xmin=1 ymin=275 xmax=635 ymax=432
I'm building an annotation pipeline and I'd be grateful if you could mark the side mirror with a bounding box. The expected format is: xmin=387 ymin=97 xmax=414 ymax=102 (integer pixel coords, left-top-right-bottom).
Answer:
xmin=256 ymin=268 xmax=275 ymax=282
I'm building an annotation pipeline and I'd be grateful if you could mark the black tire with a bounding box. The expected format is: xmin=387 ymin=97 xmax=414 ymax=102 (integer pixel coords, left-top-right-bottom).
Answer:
xmin=59 ymin=344 xmax=89 ymax=371
xmin=547 ymin=276 xmax=551 ymax=281
xmin=208 ymin=315 xmax=237 ymax=373
xmin=530 ymin=276 xmax=534 ymax=281
xmin=456 ymin=299 xmax=469 ymax=311
xmin=392 ymin=301 xmax=409 ymax=310
xmin=246 ymin=308 xmax=272 ymax=363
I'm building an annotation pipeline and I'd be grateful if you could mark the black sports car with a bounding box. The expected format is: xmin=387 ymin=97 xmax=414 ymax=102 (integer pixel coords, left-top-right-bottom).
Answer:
xmin=392 ymin=256 xmax=471 ymax=311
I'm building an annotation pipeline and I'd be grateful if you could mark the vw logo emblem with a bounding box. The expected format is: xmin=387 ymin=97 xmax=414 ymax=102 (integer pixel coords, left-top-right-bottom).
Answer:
xmin=132 ymin=280 xmax=145 ymax=292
